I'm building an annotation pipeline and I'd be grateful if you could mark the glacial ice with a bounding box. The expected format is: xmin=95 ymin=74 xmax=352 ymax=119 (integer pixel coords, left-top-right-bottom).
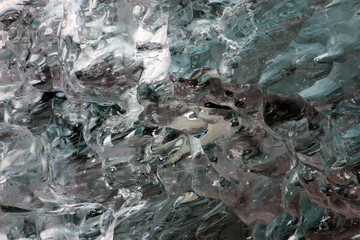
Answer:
xmin=0 ymin=0 xmax=360 ymax=239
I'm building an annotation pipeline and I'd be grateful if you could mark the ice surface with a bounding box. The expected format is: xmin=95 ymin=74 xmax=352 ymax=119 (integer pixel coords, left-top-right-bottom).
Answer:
xmin=0 ymin=0 xmax=360 ymax=239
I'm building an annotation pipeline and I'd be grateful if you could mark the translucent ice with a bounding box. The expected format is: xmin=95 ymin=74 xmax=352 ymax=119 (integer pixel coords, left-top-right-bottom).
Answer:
xmin=1 ymin=0 xmax=360 ymax=239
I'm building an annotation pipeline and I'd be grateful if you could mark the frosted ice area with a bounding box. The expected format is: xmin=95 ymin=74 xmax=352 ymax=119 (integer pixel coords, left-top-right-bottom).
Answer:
xmin=0 ymin=0 xmax=360 ymax=239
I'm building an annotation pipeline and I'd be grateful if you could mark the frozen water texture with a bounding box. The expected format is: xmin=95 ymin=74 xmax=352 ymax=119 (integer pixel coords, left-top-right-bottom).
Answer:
xmin=0 ymin=0 xmax=360 ymax=239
